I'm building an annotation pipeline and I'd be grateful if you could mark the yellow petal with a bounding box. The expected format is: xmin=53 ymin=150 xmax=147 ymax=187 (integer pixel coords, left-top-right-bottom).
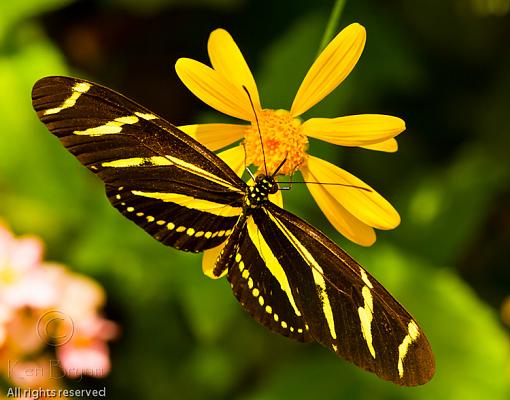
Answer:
xmin=302 ymin=115 xmax=405 ymax=146
xmin=217 ymin=145 xmax=246 ymax=177
xmin=302 ymin=169 xmax=376 ymax=246
xmin=179 ymin=123 xmax=246 ymax=151
xmin=290 ymin=23 xmax=366 ymax=117
xmin=175 ymin=58 xmax=255 ymax=121
xmin=208 ymin=29 xmax=261 ymax=111
xmin=202 ymin=244 xmax=228 ymax=279
xmin=360 ymin=138 xmax=398 ymax=152
xmin=303 ymin=155 xmax=400 ymax=230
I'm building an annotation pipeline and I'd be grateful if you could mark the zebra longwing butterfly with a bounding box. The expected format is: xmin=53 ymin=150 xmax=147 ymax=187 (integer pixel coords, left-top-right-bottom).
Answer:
xmin=32 ymin=76 xmax=435 ymax=385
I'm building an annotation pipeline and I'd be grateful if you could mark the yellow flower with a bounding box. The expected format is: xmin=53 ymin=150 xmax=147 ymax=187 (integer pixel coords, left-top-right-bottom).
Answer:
xmin=175 ymin=23 xmax=404 ymax=275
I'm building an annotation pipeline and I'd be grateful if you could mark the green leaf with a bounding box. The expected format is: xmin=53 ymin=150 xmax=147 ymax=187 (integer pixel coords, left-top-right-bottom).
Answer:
xmin=396 ymin=145 xmax=510 ymax=265
xmin=0 ymin=0 xmax=72 ymax=44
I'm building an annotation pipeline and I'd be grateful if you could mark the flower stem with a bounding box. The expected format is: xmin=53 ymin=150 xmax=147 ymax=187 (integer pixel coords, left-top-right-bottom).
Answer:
xmin=318 ymin=0 xmax=347 ymax=55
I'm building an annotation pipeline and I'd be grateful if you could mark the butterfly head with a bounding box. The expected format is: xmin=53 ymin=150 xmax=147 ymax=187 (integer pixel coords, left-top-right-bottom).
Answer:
xmin=256 ymin=174 xmax=278 ymax=194
xmin=245 ymin=174 xmax=278 ymax=208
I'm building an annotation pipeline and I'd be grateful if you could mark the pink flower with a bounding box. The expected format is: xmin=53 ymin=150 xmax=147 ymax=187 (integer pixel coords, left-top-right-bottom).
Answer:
xmin=0 ymin=224 xmax=119 ymax=382
xmin=56 ymin=316 xmax=118 ymax=378
xmin=0 ymin=225 xmax=59 ymax=310
xmin=0 ymin=225 xmax=42 ymax=274
xmin=53 ymin=272 xmax=119 ymax=379
xmin=56 ymin=272 xmax=106 ymax=320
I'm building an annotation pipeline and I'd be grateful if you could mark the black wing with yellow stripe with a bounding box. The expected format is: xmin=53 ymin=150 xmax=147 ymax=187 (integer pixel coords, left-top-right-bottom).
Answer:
xmin=32 ymin=76 xmax=245 ymax=252
xmin=226 ymin=203 xmax=435 ymax=386
xmin=32 ymin=75 xmax=434 ymax=386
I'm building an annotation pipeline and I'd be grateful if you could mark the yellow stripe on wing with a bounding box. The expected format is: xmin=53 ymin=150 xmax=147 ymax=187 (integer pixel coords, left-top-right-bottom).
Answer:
xmin=357 ymin=270 xmax=376 ymax=359
xmin=101 ymin=154 xmax=241 ymax=193
xmin=74 ymin=115 xmax=140 ymax=136
xmin=164 ymin=154 xmax=241 ymax=192
xmin=397 ymin=320 xmax=420 ymax=378
xmin=134 ymin=111 xmax=158 ymax=120
xmin=102 ymin=156 xmax=171 ymax=167
xmin=246 ymin=217 xmax=302 ymax=317
xmin=266 ymin=210 xmax=338 ymax=342
xmin=74 ymin=112 xmax=157 ymax=136
xmin=44 ymin=82 xmax=91 ymax=115
xmin=131 ymin=190 xmax=242 ymax=218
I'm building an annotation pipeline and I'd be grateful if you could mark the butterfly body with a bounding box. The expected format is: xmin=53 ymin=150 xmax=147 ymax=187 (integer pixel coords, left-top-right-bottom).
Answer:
xmin=32 ymin=76 xmax=435 ymax=386
xmin=245 ymin=174 xmax=279 ymax=208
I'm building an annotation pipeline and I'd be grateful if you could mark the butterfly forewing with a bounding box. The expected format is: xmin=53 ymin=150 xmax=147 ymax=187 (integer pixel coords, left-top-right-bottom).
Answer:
xmin=32 ymin=76 xmax=245 ymax=252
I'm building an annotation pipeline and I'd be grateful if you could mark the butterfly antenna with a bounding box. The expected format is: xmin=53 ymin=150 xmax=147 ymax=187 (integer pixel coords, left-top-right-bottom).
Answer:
xmin=245 ymin=166 xmax=256 ymax=182
xmin=272 ymin=155 xmax=287 ymax=177
xmin=241 ymin=141 xmax=249 ymax=177
xmin=242 ymin=85 xmax=267 ymax=176
xmin=277 ymin=180 xmax=372 ymax=192
xmin=278 ymin=172 xmax=292 ymax=191
xmin=270 ymin=154 xmax=289 ymax=190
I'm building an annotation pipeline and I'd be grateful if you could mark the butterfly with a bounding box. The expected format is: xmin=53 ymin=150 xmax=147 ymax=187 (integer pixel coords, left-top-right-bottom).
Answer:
xmin=32 ymin=76 xmax=435 ymax=386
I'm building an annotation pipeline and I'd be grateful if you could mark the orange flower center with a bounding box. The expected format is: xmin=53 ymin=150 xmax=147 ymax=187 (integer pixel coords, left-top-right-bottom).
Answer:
xmin=243 ymin=109 xmax=308 ymax=175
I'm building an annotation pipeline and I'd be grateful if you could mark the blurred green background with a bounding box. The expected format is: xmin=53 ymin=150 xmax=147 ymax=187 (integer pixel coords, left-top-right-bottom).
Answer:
xmin=1 ymin=0 xmax=510 ymax=399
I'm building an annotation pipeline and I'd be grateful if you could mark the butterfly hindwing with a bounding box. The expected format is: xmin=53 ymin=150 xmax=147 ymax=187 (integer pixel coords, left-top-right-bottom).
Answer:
xmin=261 ymin=203 xmax=435 ymax=385
xmin=32 ymin=76 xmax=245 ymax=252
xmin=106 ymin=185 xmax=242 ymax=252
xmin=226 ymin=212 xmax=313 ymax=342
